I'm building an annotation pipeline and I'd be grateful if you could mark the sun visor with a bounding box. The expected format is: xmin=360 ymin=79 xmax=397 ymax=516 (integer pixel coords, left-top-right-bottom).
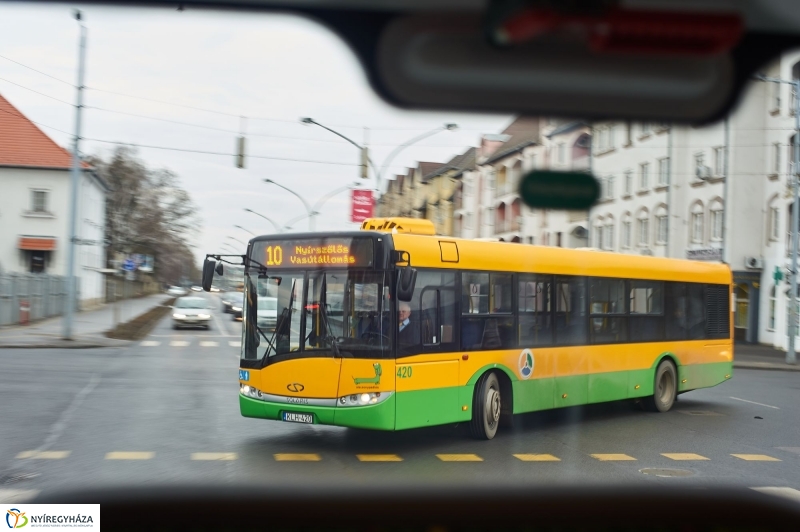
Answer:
xmin=376 ymin=14 xmax=736 ymax=122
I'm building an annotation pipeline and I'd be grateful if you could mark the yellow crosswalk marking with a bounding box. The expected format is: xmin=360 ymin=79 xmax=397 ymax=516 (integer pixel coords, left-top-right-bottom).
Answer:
xmin=662 ymin=453 xmax=709 ymax=461
xmin=436 ymin=454 xmax=483 ymax=462
xmin=731 ymin=454 xmax=781 ymax=461
xmin=16 ymin=451 xmax=70 ymax=459
xmin=356 ymin=454 xmax=403 ymax=462
xmin=274 ymin=453 xmax=321 ymax=461
xmin=591 ymin=454 xmax=636 ymax=461
xmin=105 ymin=452 xmax=154 ymax=460
xmin=514 ymin=454 xmax=561 ymax=462
xmin=191 ymin=453 xmax=238 ymax=461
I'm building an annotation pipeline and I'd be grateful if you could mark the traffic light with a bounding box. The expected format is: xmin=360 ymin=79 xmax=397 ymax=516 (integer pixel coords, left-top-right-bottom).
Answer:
xmin=236 ymin=136 xmax=246 ymax=169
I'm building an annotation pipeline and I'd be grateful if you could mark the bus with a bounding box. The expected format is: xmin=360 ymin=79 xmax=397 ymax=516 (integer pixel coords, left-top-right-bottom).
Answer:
xmin=205 ymin=217 xmax=732 ymax=440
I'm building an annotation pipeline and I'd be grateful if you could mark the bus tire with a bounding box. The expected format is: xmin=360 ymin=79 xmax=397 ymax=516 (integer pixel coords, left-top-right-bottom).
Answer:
xmin=469 ymin=372 xmax=501 ymax=440
xmin=644 ymin=359 xmax=677 ymax=413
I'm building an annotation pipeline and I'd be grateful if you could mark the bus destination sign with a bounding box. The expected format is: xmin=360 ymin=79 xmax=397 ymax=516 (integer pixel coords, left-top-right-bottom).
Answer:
xmin=252 ymin=237 xmax=374 ymax=269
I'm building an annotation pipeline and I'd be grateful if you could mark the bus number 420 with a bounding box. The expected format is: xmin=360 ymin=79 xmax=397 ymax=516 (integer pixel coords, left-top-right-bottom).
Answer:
xmin=397 ymin=366 xmax=412 ymax=379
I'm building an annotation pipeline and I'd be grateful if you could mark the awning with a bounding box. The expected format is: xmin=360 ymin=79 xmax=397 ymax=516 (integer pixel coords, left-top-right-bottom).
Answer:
xmin=18 ymin=236 xmax=56 ymax=251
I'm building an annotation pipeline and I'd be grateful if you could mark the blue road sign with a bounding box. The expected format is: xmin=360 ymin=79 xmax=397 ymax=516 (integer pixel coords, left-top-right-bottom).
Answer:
xmin=122 ymin=259 xmax=135 ymax=272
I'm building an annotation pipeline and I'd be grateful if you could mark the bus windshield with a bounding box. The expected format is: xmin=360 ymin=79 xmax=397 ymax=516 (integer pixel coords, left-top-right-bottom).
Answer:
xmin=243 ymin=270 xmax=392 ymax=361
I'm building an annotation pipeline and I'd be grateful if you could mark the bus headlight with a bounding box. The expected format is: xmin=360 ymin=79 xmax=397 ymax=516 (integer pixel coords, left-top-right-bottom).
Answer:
xmin=240 ymin=383 xmax=263 ymax=399
xmin=337 ymin=391 xmax=392 ymax=407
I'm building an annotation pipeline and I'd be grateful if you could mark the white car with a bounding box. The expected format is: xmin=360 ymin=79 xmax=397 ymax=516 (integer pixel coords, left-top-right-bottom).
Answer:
xmin=172 ymin=297 xmax=212 ymax=330
xmin=257 ymin=297 xmax=278 ymax=331
xmin=167 ymin=286 xmax=188 ymax=297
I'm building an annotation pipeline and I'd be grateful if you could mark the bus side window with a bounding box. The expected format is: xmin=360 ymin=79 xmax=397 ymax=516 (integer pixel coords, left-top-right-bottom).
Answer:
xmin=665 ymin=282 xmax=688 ymax=340
xmin=686 ymin=283 xmax=706 ymax=340
xmin=554 ymin=276 xmax=587 ymax=346
xmin=518 ymin=275 xmax=554 ymax=347
xmin=399 ymin=270 xmax=456 ymax=356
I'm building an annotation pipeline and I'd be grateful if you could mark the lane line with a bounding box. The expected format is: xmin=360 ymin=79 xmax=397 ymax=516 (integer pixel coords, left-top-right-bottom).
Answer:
xmin=776 ymin=447 xmax=800 ymax=455
xmin=16 ymin=451 xmax=70 ymax=459
xmin=752 ymin=487 xmax=800 ymax=504
xmin=514 ymin=454 xmax=561 ymax=462
xmin=229 ymin=340 xmax=241 ymax=347
xmin=662 ymin=453 xmax=709 ymax=461
xmin=210 ymin=311 xmax=232 ymax=337
xmin=140 ymin=341 xmax=161 ymax=347
xmin=729 ymin=396 xmax=780 ymax=410
xmin=731 ymin=454 xmax=781 ymax=461
xmin=436 ymin=454 xmax=483 ymax=462
xmin=199 ymin=341 xmax=219 ymax=347
xmin=0 ymin=490 xmax=40 ymax=503
xmin=356 ymin=454 xmax=403 ymax=462
xmin=170 ymin=341 xmax=190 ymax=347
xmin=591 ymin=454 xmax=637 ymax=461
xmin=105 ymin=452 xmax=154 ymax=460
xmin=191 ymin=453 xmax=238 ymax=461
xmin=274 ymin=453 xmax=321 ymax=461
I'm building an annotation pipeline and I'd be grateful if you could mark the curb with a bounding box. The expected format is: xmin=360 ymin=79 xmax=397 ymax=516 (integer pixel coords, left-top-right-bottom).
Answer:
xmin=733 ymin=361 xmax=800 ymax=372
xmin=0 ymin=339 xmax=131 ymax=349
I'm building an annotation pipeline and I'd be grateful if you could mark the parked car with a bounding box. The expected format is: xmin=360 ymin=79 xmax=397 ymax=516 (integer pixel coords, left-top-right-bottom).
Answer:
xmin=231 ymin=293 xmax=245 ymax=321
xmin=257 ymin=297 xmax=278 ymax=331
xmin=220 ymin=291 xmax=235 ymax=313
xmin=172 ymin=297 xmax=212 ymax=330
xmin=167 ymin=286 xmax=188 ymax=297
xmin=190 ymin=286 xmax=202 ymax=292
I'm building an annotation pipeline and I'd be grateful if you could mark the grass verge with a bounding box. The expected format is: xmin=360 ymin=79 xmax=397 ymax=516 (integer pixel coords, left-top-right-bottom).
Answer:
xmin=104 ymin=297 xmax=176 ymax=341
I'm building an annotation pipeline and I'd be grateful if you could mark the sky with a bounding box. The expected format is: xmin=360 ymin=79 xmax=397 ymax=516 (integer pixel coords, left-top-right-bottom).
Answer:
xmin=0 ymin=3 xmax=513 ymax=265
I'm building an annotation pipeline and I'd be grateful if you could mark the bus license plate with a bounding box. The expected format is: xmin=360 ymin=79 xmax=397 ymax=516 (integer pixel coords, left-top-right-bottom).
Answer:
xmin=282 ymin=412 xmax=313 ymax=424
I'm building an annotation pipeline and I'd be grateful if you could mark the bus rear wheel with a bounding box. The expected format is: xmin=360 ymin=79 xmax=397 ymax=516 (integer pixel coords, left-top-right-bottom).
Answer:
xmin=644 ymin=359 xmax=677 ymax=413
xmin=469 ymin=372 xmax=501 ymax=440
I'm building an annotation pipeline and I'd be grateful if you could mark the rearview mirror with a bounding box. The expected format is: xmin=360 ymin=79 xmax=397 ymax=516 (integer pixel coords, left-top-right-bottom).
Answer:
xmin=215 ymin=262 xmax=224 ymax=276
xmin=201 ymin=259 xmax=216 ymax=292
xmin=397 ymin=266 xmax=417 ymax=302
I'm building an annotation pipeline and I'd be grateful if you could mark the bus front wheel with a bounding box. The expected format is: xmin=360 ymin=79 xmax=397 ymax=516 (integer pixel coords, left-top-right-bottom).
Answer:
xmin=644 ymin=360 xmax=677 ymax=413
xmin=469 ymin=372 xmax=501 ymax=440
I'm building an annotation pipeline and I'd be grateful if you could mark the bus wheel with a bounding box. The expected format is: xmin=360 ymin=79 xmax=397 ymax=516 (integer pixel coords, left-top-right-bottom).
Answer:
xmin=644 ymin=360 xmax=677 ymax=412
xmin=469 ymin=372 xmax=501 ymax=440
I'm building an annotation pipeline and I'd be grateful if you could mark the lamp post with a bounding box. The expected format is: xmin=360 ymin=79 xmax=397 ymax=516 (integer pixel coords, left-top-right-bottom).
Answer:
xmin=756 ymin=74 xmax=800 ymax=365
xmin=282 ymin=182 xmax=360 ymax=231
xmin=243 ymin=208 xmax=283 ymax=234
xmin=300 ymin=118 xmax=458 ymax=195
xmin=234 ymin=224 xmax=256 ymax=237
xmin=63 ymin=10 xmax=87 ymax=340
xmin=263 ymin=179 xmax=314 ymax=231
xmin=227 ymin=235 xmax=247 ymax=247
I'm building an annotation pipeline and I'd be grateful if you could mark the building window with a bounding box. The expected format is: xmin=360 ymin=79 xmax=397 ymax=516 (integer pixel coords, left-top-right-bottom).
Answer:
xmin=594 ymin=222 xmax=604 ymax=249
xmin=769 ymin=285 xmax=776 ymax=331
xmin=695 ymin=152 xmax=707 ymax=180
xmin=604 ymin=222 xmax=614 ymax=250
xmin=691 ymin=203 xmax=704 ymax=243
xmin=710 ymin=203 xmax=724 ymax=241
xmin=607 ymin=125 xmax=615 ymax=150
xmin=637 ymin=214 xmax=649 ymax=246
xmin=714 ymin=147 xmax=725 ymax=177
xmin=528 ymin=236 xmax=534 ymax=244
xmin=529 ymin=154 xmax=537 ymax=170
xmin=622 ymin=219 xmax=632 ymax=249
xmin=639 ymin=163 xmax=649 ymax=190
xmin=656 ymin=213 xmax=668 ymax=244
xmin=774 ymin=142 xmax=782 ymax=175
xmin=658 ymin=158 xmax=670 ymax=185
xmin=770 ymin=205 xmax=780 ymax=241
xmin=607 ymin=175 xmax=615 ymax=199
xmin=465 ymin=213 xmax=473 ymax=230
xmin=625 ymin=122 xmax=632 ymax=145
xmin=771 ymin=82 xmax=781 ymax=112
xmin=624 ymin=170 xmax=633 ymax=195
xmin=641 ymin=122 xmax=652 ymax=136
xmin=31 ymin=190 xmax=48 ymax=213
xmin=556 ymin=232 xmax=562 ymax=247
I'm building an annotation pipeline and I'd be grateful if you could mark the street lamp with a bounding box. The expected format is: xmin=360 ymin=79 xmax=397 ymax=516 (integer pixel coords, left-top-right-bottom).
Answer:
xmin=756 ymin=73 xmax=800 ymax=365
xmin=234 ymin=224 xmax=256 ymax=237
xmin=263 ymin=179 xmax=314 ymax=231
xmin=227 ymin=235 xmax=247 ymax=246
xmin=300 ymin=118 xmax=458 ymax=194
xmin=244 ymin=208 xmax=283 ymax=234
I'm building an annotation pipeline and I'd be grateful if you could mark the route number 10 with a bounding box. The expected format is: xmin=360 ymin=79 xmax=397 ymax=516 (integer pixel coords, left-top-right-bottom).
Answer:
xmin=266 ymin=245 xmax=283 ymax=266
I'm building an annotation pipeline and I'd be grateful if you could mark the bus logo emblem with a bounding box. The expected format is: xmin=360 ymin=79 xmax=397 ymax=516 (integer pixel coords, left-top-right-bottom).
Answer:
xmin=287 ymin=383 xmax=305 ymax=393
xmin=519 ymin=349 xmax=534 ymax=380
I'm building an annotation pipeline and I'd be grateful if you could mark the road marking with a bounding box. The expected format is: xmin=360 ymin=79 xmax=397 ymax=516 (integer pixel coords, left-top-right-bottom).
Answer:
xmin=677 ymin=410 xmax=724 ymax=416
xmin=0 ymin=490 xmax=39 ymax=503
xmin=776 ymin=447 xmax=800 ymax=455
xmin=662 ymin=453 xmax=709 ymax=461
xmin=591 ymin=454 xmax=637 ymax=461
xmin=210 ymin=311 xmax=233 ymax=337
xmin=199 ymin=341 xmax=219 ymax=347
xmin=140 ymin=341 xmax=160 ymax=347
xmin=729 ymin=396 xmax=780 ymax=410
xmin=191 ymin=452 xmax=238 ymax=461
xmin=436 ymin=454 xmax=483 ymax=462
xmin=731 ymin=454 xmax=781 ymax=461
xmin=514 ymin=454 xmax=561 ymax=462
xmin=105 ymin=452 xmax=154 ymax=460
xmin=16 ymin=451 xmax=70 ymax=459
xmin=229 ymin=341 xmax=241 ymax=347
xmin=274 ymin=453 xmax=321 ymax=461
xmin=356 ymin=454 xmax=403 ymax=462
xmin=752 ymin=487 xmax=800 ymax=504
xmin=170 ymin=341 xmax=190 ymax=347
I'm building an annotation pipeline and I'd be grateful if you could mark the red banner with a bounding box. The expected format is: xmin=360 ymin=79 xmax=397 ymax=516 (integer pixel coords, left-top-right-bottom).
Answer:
xmin=350 ymin=189 xmax=374 ymax=223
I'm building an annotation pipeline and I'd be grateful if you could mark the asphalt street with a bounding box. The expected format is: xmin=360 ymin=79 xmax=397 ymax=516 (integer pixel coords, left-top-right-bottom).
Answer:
xmin=2 ymin=292 xmax=800 ymax=504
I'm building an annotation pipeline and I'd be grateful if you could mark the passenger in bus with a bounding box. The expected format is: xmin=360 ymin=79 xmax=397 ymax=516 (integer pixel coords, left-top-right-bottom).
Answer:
xmin=397 ymin=302 xmax=419 ymax=348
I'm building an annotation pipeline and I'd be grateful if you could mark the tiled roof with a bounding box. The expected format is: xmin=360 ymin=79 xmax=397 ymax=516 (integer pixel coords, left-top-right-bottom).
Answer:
xmin=417 ymin=161 xmax=442 ymax=179
xmin=0 ymin=93 xmax=88 ymax=169
xmin=424 ymin=147 xmax=477 ymax=181
xmin=485 ymin=118 xmax=542 ymax=165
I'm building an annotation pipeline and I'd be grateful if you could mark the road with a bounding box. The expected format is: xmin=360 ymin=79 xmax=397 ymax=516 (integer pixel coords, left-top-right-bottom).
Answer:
xmin=2 ymin=292 xmax=800 ymax=503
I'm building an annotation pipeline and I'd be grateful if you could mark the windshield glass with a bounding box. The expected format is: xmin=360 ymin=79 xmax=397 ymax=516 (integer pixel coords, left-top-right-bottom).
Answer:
xmin=175 ymin=298 xmax=208 ymax=309
xmin=242 ymin=270 xmax=392 ymax=361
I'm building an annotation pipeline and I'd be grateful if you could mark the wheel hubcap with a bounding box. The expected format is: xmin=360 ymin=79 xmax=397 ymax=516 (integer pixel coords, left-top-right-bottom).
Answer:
xmin=658 ymin=371 xmax=673 ymax=404
xmin=486 ymin=388 xmax=500 ymax=427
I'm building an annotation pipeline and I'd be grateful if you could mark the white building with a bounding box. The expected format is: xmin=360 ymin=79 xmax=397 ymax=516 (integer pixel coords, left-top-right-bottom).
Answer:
xmin=0 ymin=93 xmax=108 ymax=308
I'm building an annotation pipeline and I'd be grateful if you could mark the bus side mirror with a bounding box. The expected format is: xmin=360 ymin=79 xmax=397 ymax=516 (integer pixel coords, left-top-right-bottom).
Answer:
xmin=397 ymin=267 xmax=417 ymax=302
xmin=215 ymin=262 xmax=224 ymax=275
xmin=201 ymin=259 xmax=216 ymax=292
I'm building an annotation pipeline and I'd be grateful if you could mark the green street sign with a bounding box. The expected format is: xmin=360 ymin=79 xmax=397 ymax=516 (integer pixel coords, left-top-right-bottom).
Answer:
xmin=519 ymin=171 xmax=600 ymax=210
xmin=774 ymin=266 xmax=784 ymax=283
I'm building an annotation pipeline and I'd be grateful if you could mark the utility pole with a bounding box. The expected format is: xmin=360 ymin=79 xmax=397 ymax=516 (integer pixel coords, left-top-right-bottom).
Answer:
xmin=63 ymin=11 xmax=86 ymax=340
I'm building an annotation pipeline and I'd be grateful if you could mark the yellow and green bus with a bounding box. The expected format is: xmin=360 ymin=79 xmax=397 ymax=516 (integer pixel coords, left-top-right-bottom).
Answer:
xmin=221 ymin=217 xmax=732 ymax=439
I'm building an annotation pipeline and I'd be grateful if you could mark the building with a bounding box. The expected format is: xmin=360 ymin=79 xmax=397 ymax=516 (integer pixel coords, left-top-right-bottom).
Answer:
xmin=0 ymin=93 xmax=108 ymax=308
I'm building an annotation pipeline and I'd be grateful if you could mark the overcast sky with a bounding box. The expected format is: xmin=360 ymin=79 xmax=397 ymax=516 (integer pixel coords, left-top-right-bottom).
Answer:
xmin=1 ymin=3 xmax=511 ymax=264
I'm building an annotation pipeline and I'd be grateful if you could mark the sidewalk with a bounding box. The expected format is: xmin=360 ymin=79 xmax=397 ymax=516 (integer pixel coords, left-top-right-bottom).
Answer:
xmin=734 ymin=343 xmax=800 ymax=372
xmin=0 ymin=293 xmax=171 ymax=348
